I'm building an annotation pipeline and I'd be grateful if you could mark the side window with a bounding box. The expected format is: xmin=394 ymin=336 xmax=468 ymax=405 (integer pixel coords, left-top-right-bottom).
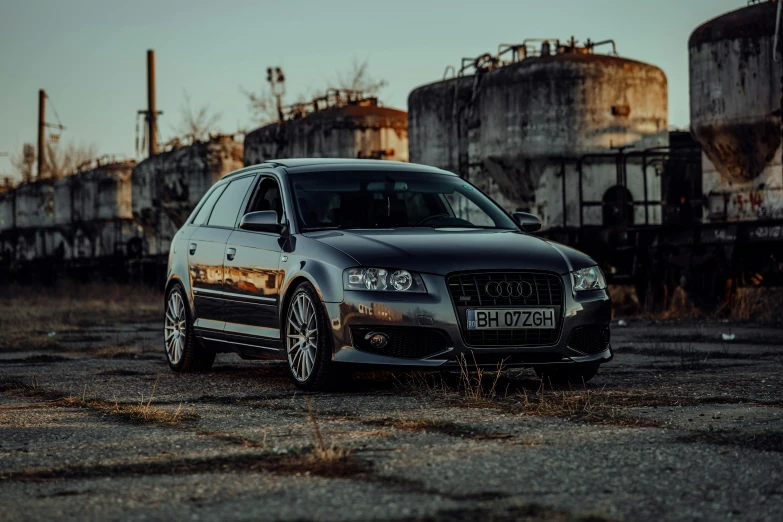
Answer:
xmin=207 ymin=176 xmax=254 ymax=228
xmin=247 ymin=177 xmax=284 ymax=223
xmin=191 ymin=184 xmax=226 ymax=225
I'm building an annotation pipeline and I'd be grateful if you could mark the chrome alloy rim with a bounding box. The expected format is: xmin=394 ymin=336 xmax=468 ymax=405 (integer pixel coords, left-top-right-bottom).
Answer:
xmin=286 ymin=292 xmax=318 ymax=382
xmin=165 ymin=291 xmax=186 ymax=365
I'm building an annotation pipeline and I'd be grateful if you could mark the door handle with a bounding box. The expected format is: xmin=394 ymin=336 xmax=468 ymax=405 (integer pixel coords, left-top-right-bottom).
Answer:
xmin=189 ymin=243 xmax=197 ymax=255
xmin=226 ymin=248 xmax=236 ymax=261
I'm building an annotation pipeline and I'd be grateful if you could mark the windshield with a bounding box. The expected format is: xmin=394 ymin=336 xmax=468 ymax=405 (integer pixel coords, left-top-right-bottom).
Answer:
xmin=289 ymin=170 xmax=518 ymax=231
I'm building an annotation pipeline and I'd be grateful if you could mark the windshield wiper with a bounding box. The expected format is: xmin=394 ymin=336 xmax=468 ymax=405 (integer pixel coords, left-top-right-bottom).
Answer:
xmin=301 ymin=225 xmax=350 ymax=232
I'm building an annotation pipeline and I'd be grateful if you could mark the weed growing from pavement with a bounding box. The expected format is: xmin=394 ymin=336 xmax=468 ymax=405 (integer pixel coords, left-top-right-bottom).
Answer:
xmin=304 ymin=396 xmax=353 ymax=464
xmin=0 ymin=376 xmax=197 ymax=425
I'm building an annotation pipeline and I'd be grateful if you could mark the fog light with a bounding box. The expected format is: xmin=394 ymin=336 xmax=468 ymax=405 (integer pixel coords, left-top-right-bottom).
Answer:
xmin=365 ymin=331 xmax=389 ymax=349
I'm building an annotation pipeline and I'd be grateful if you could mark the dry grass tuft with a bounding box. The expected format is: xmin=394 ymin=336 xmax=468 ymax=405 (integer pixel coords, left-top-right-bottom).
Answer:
xmin=0 ymin=282 xmax=162 ymax=351
xmin=305 ymin=397 xmax=353 ymax=464
xmin=0 ymin=376 xmax=196 ymax=425
xmin=457 ymin=354 xmax=505 ymax=406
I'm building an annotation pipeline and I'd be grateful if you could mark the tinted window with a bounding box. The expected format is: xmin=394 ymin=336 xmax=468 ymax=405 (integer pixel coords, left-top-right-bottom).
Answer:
xmin=289 ymin=171 xmax=516 ymax=231
xmin=247 ymin=178 xmax=283 ymax=223
xmin=191 ymin=185 xmax=226 ymax=225
xmin=207 ymin=176 xmax=254 ymax=228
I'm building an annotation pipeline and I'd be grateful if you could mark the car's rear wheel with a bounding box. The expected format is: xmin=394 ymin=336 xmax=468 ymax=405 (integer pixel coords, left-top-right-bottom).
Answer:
xmin=164 ymin=284 xmax=215 ymax=372
xmin=285 ymin=282 xmax=341 ymax=390
xmin=535 ymin=363 xmax=599 ymax=386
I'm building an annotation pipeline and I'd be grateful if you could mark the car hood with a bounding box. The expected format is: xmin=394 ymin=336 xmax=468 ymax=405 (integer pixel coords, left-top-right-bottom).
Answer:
xmin=306 ymin=228 xmax=594 ymax=276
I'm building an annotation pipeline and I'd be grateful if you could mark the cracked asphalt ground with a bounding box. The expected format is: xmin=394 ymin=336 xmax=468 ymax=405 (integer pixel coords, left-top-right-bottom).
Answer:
xmin=1 ymin=298 xmax=782 ymax=521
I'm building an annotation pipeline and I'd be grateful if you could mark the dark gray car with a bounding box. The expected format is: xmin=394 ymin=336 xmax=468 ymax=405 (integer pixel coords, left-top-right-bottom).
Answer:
xmin=164 ymin=159 xmax=612 ymax=390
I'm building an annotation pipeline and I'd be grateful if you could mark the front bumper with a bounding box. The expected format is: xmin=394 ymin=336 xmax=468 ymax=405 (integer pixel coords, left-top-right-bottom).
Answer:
xmin=324 ymin=272 xmax=612 ymax=370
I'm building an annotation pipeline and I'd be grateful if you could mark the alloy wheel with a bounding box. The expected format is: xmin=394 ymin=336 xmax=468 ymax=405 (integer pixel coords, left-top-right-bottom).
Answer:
xmin=165 ymin=291 xmax=187 ymax=365
xmin=286 ymin=292 xmax=318 ymax=382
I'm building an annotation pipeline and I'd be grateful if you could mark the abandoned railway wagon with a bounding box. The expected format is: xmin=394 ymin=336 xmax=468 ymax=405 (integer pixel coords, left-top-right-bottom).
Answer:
xmin=130 ymin=135 xmax=243 ymax=281
xmin=0 ymin=159 xmax=137 ymax=281
xmin=244 ymin=90 xmax=408 ymax=166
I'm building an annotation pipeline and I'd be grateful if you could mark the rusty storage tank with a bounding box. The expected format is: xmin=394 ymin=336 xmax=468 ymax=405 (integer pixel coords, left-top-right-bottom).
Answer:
xmin=54 ymin=159 xmax=136 ymax=260
xmin=409 ymin=39 xmax=669 ymax=229
xmin=132 ymin=135 xmax=243 ymax=257
xmin=244 ymin=93 xmax=408 ymax=166
xmin=689 ymin=0 xmax=782 ymax=221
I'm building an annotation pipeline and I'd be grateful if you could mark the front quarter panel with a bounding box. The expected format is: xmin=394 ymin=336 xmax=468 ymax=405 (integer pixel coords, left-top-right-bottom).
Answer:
xmin=280 ymin=234 xmax=357 ymax=304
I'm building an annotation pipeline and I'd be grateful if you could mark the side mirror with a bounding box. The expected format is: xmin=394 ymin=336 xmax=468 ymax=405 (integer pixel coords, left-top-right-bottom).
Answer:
xmin=240 ymin=211 xmax=285 ymax=234
xmin=512 ymin=211 xmax=542 ymax=233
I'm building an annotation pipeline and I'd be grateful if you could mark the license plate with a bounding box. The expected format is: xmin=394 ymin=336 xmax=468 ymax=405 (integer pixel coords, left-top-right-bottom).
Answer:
xmin=467 ymin=308 xmax=556 ymax=330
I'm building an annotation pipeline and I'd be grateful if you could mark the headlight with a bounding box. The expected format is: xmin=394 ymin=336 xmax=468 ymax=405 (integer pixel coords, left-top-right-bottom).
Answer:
xmin=343 ymin=267 xmax=427 ymax=293
xmin=571 ymin=266 xmax=606 ymax=292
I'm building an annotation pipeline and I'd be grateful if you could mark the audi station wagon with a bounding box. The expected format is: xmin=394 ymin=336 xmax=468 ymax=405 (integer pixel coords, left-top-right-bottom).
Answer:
xmin=164 ymin=159 xmax=612 ymax=389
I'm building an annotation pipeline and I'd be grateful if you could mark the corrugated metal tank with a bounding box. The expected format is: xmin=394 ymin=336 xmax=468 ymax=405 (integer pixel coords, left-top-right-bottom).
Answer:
xmin=409 ymin=41 xmax=668 ymax=228
xmin=244 ymin=98 xmax=408 ymax=166
xmin=132 ymin=135 xmax=243 ymax=256
xmin=689 ymin=0 xmax=783 ymax=221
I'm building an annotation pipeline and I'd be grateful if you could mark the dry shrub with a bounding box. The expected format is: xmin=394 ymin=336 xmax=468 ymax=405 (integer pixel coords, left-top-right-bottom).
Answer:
xmin=651 ymin=285 xmax=703 ymax=320
xmin=608 ymin=284 xmax=640 ymax=318
xmin=726 ymin=287 xmax=783 ymax=323
xmin=0 ymin=282 xmax=162 ymax=350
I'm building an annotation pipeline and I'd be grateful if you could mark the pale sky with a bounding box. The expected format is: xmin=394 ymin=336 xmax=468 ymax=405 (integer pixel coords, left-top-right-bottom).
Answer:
xmin=0 ymin=0 xmax=741 ymax=180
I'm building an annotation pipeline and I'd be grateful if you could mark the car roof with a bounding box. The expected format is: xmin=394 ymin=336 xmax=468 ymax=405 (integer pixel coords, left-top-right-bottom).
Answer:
xmin=227 ymin=158 xmax=456 ymax=178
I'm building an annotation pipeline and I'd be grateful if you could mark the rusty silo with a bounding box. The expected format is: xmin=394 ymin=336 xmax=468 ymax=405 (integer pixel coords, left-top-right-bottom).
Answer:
xmin=13 ymin=179 xmax=59 ymax=261
xmin=244 ymin=91 xmax=408 ymax=166
xmin=132 ymin=135 xmax=243 ymax=257
xmin=689 ymin=0 xmax=782 ymax=221
xmin=409 ymin=39 xmax=668 ymax=229
xmin=54 ymin=159 xmax=136 ymax=260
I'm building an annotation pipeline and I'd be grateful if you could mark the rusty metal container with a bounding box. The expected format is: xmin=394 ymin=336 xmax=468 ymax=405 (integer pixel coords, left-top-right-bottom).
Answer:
xmin=409 ymin=40 xmax=669 ymax=228
xmin=244 ymin=95 xmax=408 ymax=166
xmin=689 ymin=1 xmax=783 ymax=221
xmin=132 ymin=135 xmax=243 ymax=256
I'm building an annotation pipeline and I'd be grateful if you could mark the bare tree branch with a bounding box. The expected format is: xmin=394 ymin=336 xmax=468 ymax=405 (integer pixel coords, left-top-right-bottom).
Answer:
xmin=176 ymin=90 xmax=223 ymax=143
xmin=11 ymin=144 xmax=36 ymax=183
xmin=241 ymin=85 xmax=280 ymax=126
xmin=336 ymin=59 xmax=387 ymax=97
xmin=46 ymin=141 xmax=98 ymax=178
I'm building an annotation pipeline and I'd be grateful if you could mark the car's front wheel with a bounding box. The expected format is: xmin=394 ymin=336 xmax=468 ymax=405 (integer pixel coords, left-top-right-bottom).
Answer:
xmin=164 ymin=284 xmax=215 ymax=372
xmin=284 ymin=282 xmax=341 ymax=390
xmin=534 ymin=363 xmax=599 ymax=386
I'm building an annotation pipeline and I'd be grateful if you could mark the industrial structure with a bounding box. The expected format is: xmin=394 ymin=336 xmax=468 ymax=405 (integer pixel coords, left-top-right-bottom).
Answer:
xmin=1 ymin=1 xmax=782 ymax=311
xmin=244 ymin=89 xmax=408 ymax=166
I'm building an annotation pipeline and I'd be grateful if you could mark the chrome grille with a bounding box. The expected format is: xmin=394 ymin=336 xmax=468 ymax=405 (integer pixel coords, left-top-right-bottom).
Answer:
xmin=447 ymin=271 xmax=564 ymax=348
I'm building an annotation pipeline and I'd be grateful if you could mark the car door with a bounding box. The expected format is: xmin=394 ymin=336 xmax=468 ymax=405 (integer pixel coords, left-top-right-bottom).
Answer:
xmin=189 ymin=175 xmax=255 ymax=333
xmin=223 ymin=175 xmax=285 ymax=344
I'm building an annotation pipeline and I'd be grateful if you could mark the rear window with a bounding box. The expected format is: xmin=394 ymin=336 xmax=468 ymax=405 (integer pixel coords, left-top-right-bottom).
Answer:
xmin=191 ymin=184 xmax=226 ymax=225
xmin=207 ymin=176 xmax=254 ymax=228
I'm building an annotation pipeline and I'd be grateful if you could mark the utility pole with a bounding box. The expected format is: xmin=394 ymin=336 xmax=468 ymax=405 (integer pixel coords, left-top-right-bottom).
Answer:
xmin=267 ymin=67 xmax=286 ymax=121
xmin=147 ymin=50 xmax=158 ymax=156
xmin=38 ymin=89 xmax=46 ymax=179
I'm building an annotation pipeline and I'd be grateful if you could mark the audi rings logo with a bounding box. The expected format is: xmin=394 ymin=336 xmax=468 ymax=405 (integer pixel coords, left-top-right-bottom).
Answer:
xmin=484 ymin=281 xmax=533 ymax=299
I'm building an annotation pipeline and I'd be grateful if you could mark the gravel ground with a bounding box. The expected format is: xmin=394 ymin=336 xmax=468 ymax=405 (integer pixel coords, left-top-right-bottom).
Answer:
xmin=1 ymin=318 xmax=782 ymax=521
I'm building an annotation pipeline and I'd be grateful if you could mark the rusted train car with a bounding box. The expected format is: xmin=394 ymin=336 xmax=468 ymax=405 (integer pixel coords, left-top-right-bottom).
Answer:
xmin=0 ymin=158 xmax=138 ymax=282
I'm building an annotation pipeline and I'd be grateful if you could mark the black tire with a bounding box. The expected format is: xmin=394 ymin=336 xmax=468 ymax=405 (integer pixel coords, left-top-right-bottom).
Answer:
xmin=284 ymin=282 xmax=343 ymax=390
xmin=164 ymin=284 xmax=215 ymax=372
xmin=535 ymin=363 xmax=600 ymax=386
